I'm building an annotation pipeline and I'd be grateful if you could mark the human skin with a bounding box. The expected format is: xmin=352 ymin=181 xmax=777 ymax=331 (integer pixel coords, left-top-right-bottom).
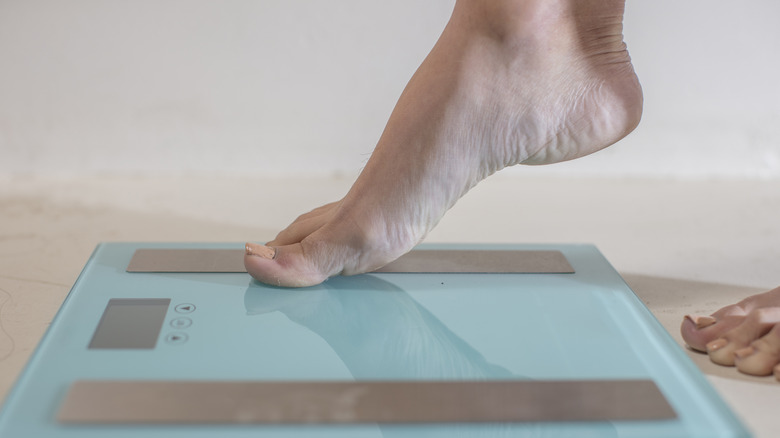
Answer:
xmin=682 ymin=286 xmax=780 ymax=381
xmin=245 ymin=0 xmax=643 ymax=286
xmin=247 ymin=0 xmax=780 ymax=384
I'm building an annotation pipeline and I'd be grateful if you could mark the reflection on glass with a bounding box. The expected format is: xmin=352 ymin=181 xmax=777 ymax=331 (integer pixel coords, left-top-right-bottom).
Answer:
xmin=246 ymin=275 xmax=510 ymax=380
xmin=244 ymin=275 xmax=617 ymax=437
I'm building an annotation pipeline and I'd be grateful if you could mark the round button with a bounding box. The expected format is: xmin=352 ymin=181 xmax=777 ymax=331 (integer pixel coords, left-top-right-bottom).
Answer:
xmin=170 ymin=317 xmax=192 ymax=329
xmin=165 ymin=332 xmax=189 ymax=345
xmin=175 ymin=303 xmax=196 ymax=314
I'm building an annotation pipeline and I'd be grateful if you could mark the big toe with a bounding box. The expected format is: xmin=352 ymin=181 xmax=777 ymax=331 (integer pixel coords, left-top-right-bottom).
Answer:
xmin=680 ymin=313 xmax=745 ymax=353
xmin=244 ymin=241 xmax=332 ymax=287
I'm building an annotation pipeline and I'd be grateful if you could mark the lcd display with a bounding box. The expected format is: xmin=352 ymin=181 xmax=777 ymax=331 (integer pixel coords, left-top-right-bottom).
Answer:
xmin=88 ymin=299 xmax=170 ymax=349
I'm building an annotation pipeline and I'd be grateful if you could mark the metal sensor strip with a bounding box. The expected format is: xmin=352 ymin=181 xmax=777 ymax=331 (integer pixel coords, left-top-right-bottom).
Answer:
xmin=58 ymin=379 xmax=674 ymax=424
xmin=376 ymin=249 xmax=574 ymax=273
xmin=127 ymin=249 xmax=245 ymax=273
xmin=126 ymin=249 xmax=574 ymax=274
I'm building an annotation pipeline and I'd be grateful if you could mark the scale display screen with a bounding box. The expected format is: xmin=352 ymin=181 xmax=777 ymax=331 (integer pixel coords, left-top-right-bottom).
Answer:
xmin=88 ymin=299 xmax=170 ymax=349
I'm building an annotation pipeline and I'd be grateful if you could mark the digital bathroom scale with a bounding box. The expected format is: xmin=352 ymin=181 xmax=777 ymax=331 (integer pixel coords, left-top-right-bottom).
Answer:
xmin=0 ymin=243 xmax=750 ymax=437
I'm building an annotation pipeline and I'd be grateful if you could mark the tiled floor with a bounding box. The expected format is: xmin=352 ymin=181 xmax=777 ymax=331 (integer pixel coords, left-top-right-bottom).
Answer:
xmin=1 ymin=174 xmax=778 ymax=436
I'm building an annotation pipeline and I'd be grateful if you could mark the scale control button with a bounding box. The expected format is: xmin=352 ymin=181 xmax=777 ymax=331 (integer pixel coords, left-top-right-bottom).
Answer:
xmin=165 ymin=332 xmax=189 ymax=345
xmin=170 ymin=317 xmax=192 ymax=329
xmin=175 ymin=303 xmax=196 ymax=314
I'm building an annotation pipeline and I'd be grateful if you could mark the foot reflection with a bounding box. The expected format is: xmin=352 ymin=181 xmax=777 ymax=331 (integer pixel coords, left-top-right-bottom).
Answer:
xmin=245 ymin=274 xmax=511 ymax=380
xmin=243 ymin=274 xmax=616 ymax=438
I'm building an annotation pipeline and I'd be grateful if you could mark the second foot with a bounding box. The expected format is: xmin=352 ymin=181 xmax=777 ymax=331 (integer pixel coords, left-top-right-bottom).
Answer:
xmin=681 ymin=286 xmax=780 ymax=380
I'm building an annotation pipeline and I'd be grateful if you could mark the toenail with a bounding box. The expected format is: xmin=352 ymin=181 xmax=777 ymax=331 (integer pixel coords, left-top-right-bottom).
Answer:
xmin=734 ymin=346 xmax=756 ymax=359
xmin=706 ymin=338 xmax=728 ymax=352
xmin=685 ymin=314 xmax=717 ymax=329
xmin=245 ymin=242 xmax=276 ymax=260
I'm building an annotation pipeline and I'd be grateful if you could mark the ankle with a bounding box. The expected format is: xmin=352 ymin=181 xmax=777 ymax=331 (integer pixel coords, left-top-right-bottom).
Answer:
xmin=452 ymin=0 xmax=560 ymax=41
xmin=453 ymin=0 xmax=627 ymax=57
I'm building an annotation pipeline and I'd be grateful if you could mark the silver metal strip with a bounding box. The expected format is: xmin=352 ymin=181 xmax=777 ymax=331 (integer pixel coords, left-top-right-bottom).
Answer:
xmin=375 ymin=249 xmax=574 ymax=273
xmin=127 ymin=249 xmax=574 ymax=274
xmin=127 ymin=249 xmax=246 ymax=273
xmin=58 ymin=379 xmax=674 ymax=424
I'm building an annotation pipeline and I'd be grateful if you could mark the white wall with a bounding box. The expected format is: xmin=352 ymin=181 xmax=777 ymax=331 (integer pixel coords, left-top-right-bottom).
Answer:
xmin=1 ymin=0 xmax=779 ymax=178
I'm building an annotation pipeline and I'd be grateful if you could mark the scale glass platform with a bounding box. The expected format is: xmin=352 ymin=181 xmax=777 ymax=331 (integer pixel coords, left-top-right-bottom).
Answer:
xmin=0 ymin=243 xmax=750 ymax=437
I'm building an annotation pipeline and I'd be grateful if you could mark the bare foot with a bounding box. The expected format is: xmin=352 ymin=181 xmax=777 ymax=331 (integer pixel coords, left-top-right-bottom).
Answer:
xmin=681 ymin=286 xmax=780 ymax=380
xmin=245 ymin=0 xmax=643 ymax=287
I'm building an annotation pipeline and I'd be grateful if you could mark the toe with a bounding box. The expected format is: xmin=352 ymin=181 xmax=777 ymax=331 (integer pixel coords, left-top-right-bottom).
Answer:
xmin=287 ymin=202 xmax=340 ymax=223
xmin=735 ymin=323 xmax=780 ymax=376
xmin=680 ymin=313 xmax=745 ymax=353
xmin=244 ymin=241 xmax=333 ymax=287
xmin=267 ymin=215 xmax=331 ymax=247
xmin=706 ymin=307 xmax=780 ymax=366
xmin=266 ymin=202 xmax=338 ymax=247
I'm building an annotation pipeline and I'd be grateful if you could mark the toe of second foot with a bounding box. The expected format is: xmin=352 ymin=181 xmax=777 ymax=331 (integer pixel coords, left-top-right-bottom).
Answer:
xmin=735 ymin=348 xmax=780 ymax=376
xmin=706 ymin=338 xmax=739 ymax=366
xmin=680 ymin=317 xmax=710 ymax=352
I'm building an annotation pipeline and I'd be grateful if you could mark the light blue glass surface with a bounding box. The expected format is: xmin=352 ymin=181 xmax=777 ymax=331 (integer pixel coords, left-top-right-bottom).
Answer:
xmin=0 ymin=243 xmax=750 ymax=437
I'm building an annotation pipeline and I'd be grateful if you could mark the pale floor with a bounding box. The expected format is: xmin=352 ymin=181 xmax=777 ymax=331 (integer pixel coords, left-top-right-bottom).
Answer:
xmin=1 ymin=174 xmax=778 ymax=436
